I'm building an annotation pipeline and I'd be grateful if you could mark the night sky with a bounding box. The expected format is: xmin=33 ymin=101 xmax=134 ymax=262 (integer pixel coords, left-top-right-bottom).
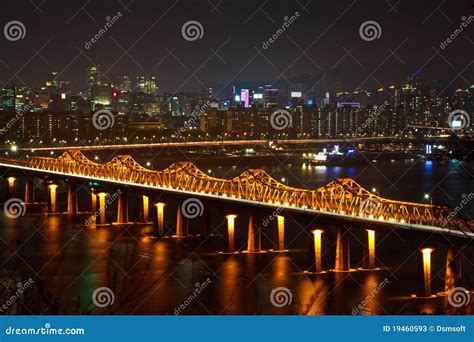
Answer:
xmin=0 ymin=0 xmax=472 ymax=94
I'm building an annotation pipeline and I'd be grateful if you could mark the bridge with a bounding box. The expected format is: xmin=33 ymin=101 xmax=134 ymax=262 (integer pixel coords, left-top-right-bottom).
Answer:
xmin=0 ymin=149 xmax=472 ymax=298
xmin=10 ymin=136 xmax=439 ymax=152
xmin=0 ymin=149 xmax=470 ymax=237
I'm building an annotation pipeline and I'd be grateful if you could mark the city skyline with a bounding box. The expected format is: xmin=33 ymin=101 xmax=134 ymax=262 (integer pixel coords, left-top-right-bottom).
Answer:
xmin=0 ymin=0 xmax=473 ymax=94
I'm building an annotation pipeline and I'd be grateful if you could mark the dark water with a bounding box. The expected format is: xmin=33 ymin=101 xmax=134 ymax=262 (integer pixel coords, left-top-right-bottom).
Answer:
xmin=0 ymin=155 xmax=473 ymax=315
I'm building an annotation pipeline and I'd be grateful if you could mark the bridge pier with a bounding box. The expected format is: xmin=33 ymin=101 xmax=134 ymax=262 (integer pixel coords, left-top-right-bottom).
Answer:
xmin=414 ymin=248 xmax=436 ymax=298
xmin=142 ymin=195 xmax=151 ymax=223
xmin=273 ymin=215 xmax=286 ymax=251
xmin=332 ymin=227 xmax=352 ymax=272
xmin=47 ymin=182 xmax=59 ymax=215
xmin=439 ymin=246 xmax=462 ymax=296
xmin=306 ymin=229 xmax=326 ymax=274
xmin=7 ymin=176 xmax=16 ymax=199
xmin=246 ymin=214 xmax=261 ymax=253
xmin=360 ymin=229 xmax=378 ymax=270
xmin=24 ymin=178 xmax=35 ymax=204
xmin=115 ymin=190 xmax=129 ymax=224
xmin=67 ymin=181 xmax=79 ymax=214
xmin=226 ymin=214 xmax=238 ymax=252
xmin=153 ymin=202 xmax=166 ymax=236
xmin=97 ymin=191 xmax=108 ymax=225
xmin=90 ymin=191 xmax=97 ymax=213
xmin=175 ymin=205 xmax=184 ymax=237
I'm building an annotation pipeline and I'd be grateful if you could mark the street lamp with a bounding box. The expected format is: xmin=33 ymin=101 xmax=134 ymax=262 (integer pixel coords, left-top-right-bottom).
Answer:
xmin=424 ymin=193 xmax=433 ymax=205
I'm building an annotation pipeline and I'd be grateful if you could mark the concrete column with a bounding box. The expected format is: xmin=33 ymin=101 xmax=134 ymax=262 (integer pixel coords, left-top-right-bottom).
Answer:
xmin=116 ymin=190 xmax=129 ymax=224
xmin=416 ymin=248 xmax=434 ymax=297
xmin=142 ymin=195 xmax=150 ymax=223
xmin=247 ymin=214 xmax=261 ymax=252
xmin=176 ymin=205 xmax=184 ymax=237
xmin=274 ymin=215 xmax=285 ymax=251
xmin=91 ymin=191 xmax=97 ymax=213
xmin=153 ymin=202 xmax=166 ymax=236
xmin=24 ymin=178 xmax=35 ymax=204
xmin=7 ymin=176 xmax=16 ymax=199
xmin=226 ymin=214 xmax=237 ymax=252
xmin=313 ymin=229 xmax=324 ymax=273
xmin=97 ymin=192 xmax=108 ymax=225
xmin=67 ymin=181 xmax=78 ymax=214
xmin=363 ymin=229 xmax=376 ymax=269
xmin=444 ymin=246 xmax=461 ymax=294
xmin=334 ymin=227 xmax=350 ymax=272
xmin=47 ymin=184 xmax=58 ymax=214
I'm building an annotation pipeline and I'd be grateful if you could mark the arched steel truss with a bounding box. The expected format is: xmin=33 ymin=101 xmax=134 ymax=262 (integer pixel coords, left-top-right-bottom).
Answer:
xmin=26 ymin=150 xmax=469 ymax=233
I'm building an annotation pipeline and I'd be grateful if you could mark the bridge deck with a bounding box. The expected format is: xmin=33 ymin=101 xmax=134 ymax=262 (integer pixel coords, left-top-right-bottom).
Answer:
xmin=0 ymin=150 xmax=472 ymax=239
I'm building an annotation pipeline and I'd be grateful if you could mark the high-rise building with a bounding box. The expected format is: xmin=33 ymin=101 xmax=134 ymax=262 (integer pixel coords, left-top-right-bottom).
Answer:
xmin=1 ymin=87 xmax=15 ymax=113
xmin=87 ymin=66 xmax=101 ymax=96
xmin=136 ymin=76 xmax=157 ymax=94
xmin=263 ymin=86 xmax=279 ymax=109
xmin=45 ymin=71 xmax=60 ymax=93
xmin=240 ymin=89 xmax=250 ymax=108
